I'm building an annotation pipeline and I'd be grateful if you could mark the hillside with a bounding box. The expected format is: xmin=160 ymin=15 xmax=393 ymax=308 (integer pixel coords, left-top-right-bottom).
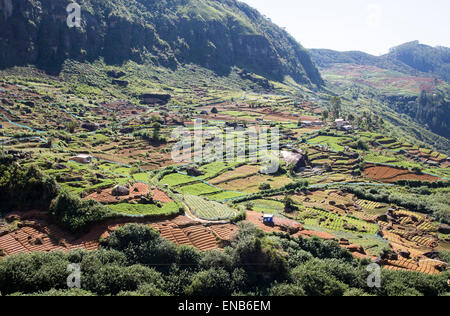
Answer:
xmin=309 ymin=49 xmax=419 ymax=76
xmin=0 ymin=0 xmax=449 ymax=299
xmin=0 ymin=0 xmax=323 ymax=85
xmin=388 ymin=41 xmax=450 ymax=82
xmin=310 ymin=41 xmax=450 ymax=82
xmin=310 ymin=42 xmax=450 ymax=140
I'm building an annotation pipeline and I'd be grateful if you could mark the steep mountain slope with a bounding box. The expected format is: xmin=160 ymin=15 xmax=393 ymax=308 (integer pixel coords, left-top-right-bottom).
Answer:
xmin=310 ymin=41 xmax=450 ymax=82
xmin=0 ymin=0 xmax=323 ymax=85
xmin=310 ymin=42 xmax=450 ymax=140
xmin=387 ymin=41 xmax=450 ymax=82
xmin=309 ymin=49 xmax=420 ymax=76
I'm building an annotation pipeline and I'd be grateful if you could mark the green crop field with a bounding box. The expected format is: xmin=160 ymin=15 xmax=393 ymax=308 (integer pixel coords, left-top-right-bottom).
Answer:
xmin=160 ymin=173 xmax=198 ymax=187
xmin=207 ymin=191 xmax=247 ymax=201
xmin=133 ymin=173 xmax=150 ymax=182
xmin=243 ymin=199 xmax=286 ymax=214
xmin=302 ymin=208 xmax=379 ymax=234
xmin=308 ymin=136 xmax=352 ymax=152
xmin=178 ymin=182 xmax=222 ymax=195
xmin=108 ymin=202 xmax=180 ymax=216
xmin=182 ymin=195 xmax=237 ymax=220
xmin=198 ymin=161 xmax=241 ymax=179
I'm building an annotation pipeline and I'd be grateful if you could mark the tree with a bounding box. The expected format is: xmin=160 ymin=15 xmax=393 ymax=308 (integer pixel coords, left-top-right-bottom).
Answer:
xmin=211 ymin=107 xmax=218 ymax=114
xmin=186 ymin=268 xmax=232 ymax=296
xmin=152 ymin=122 xmax=162 ymax=141
xmin=330 ymin=96 xmax=342 ymax=119
xmin=283 ymin=195 xmax=297 ymax=213
xmin=65 ymin=120 xmax=78 ymax=133
xmin=268 ymin=283 xmax=306 ymax=296
xmin=322 ymin=110 xmax=329 ymax=121
xmin=103 ymin=224 xmax=178 ymax=269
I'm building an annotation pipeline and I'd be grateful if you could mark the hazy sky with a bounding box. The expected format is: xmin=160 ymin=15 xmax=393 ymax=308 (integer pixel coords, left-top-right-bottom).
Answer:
xmin=240 ymin=0 xmax=450 ymax=55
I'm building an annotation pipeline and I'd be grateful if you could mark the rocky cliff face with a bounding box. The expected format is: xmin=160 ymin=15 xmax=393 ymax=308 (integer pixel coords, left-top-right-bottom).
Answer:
xmin=0 ymin=0 xmax=323 ymax=85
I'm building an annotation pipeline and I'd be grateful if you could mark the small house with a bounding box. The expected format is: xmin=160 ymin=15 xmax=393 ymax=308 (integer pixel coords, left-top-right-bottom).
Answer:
xmin=69 ymin=154 xmax=93 ymax=164
xmin=335 ymin=119 xmax=346 ymax=128
xmin=263 ymin=214 xmax=274 ymax=225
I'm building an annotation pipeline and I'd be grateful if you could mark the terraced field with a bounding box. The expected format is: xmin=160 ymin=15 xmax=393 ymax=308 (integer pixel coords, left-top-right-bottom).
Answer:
xmin=302 ymin=208 xmax=379 ymax=234
xmin=160 ymin=173 xmax=198 ymax=187
xmin=1 ymin=49 xmax=449 ymax=285
xmin=178 ymin=182 xmax=222 ymax=196
xmin=363 ymin=165 xmax=440 ymax=182
xmin=216 ymin=173 xmax=292 ymax=193
xmin=356 ymin=199 xmax=385 ymax=210
xmin=182 ymin=195 xmax=237 ymax=221
xmin=308 ymin=135 xmax=353 ymax=152
xmin=108 ymin=202 xmax=180 ymax=216
xmin=382 ymin=259 xmax=445 ymax=275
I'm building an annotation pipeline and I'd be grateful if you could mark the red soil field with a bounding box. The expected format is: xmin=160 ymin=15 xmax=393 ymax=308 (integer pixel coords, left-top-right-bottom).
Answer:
xmin=382 ymin=259 xmax=445 ymax=275
xmin=0 ymin=221 xmax=97 ymax=256
xmin=0 ymin=213 xmax=237 ymax=257
xmin=298 ymin=230 xmax=335 ymax=240
xmin=244 ymin=211 xmax=303 ymax=234
xmin=363 ymin=165 xmax=439 ymax=183
xmin=85 ymin=183 xmax=172 ymax=204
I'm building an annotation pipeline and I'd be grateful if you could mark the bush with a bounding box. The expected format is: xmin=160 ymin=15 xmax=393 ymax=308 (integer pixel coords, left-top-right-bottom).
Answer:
xmin=186 ymin=268 xmax=232 ymax=296
xmin=0 ymin=252 xmax=70 ymax=295
xmin=291 ymin=262 xmax=349 ymax=296
xmin=84 ymin=264 xmax=165 ymax=296
xmin=176 ymin=245 xmax=203 ymax=271
xmin=230 ymin=210 xmax=247 ymax=223
xmin=0 ymin=163 xmax=58 ymax=213
xmin=104 ymin=224 xmax=178 ymax=269
xmin=50 ymin=191 xmax=110 ymax=233
xmin=267 ymin=283 xmax=305 ymax=296
xmin=200 ymin=249 xmax=234 ymax=272
xmin=10 ymin=288 xmax=97 ymax=296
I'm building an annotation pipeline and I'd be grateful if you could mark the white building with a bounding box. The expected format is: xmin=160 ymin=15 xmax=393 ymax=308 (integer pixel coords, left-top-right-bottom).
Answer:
xmin=335 ymin=119 xmax=347 ymax=128
xmin=69 ymin=154 xmax=93 ymax=164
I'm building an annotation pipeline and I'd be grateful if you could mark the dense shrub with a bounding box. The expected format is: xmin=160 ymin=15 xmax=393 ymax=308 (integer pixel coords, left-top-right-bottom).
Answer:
xmin=103 ymin=223 xmax=178 ymax=270
xmin=230 ymin=210 xmax=247 ymax=223
xmin=267 ymin=283 xmax=306 ymax=296
xmin=0 ymin=251 xmax=70 ymax=294
xmin=83 ymin=264 xmax=165 ymax=296
xmin=50 ymin=191 xmax=110 ymax=233
xmin=0 ymin=163 xmax=58 ymax=212
xmin=186 ymin=268 xmax=232 ymax=296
